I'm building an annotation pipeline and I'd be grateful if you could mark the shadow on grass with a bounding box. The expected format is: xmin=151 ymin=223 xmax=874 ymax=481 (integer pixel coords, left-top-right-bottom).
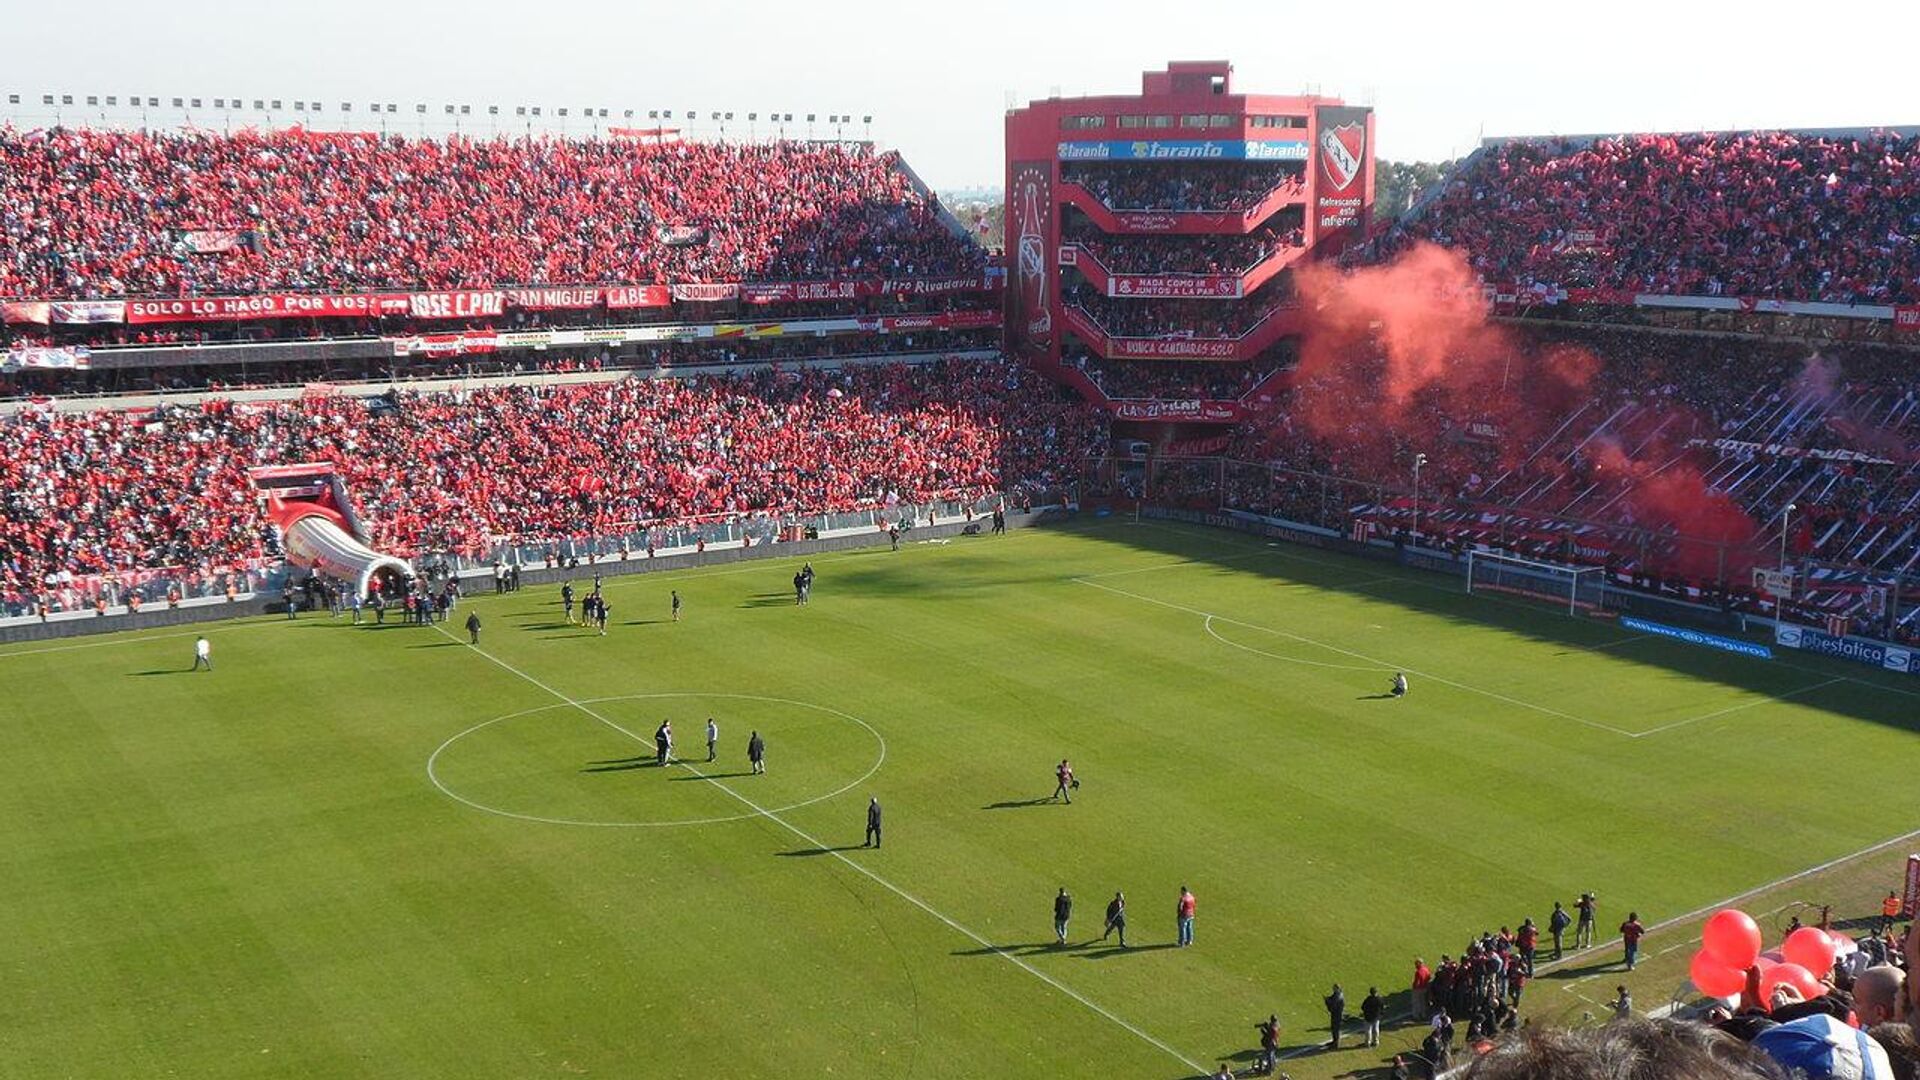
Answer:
xmin=1356 ymin=692 xmax=1398 ymax=701
xmin=669 ymin=771 xmax=753 ymax=781
xmin=777 ymin=845 xmax=865 ymax=857
xmin=1077 ymin=942 xmax=1181 ymax=959
xmin=622 ymin=619 xmax=667 ymax=626
xmin=1057 ymin=516 xmax=1920 ymax=736
xmin=983 ymin=797 xmax=1057 ymax=810
xmin=130 ymin=669 xmax=189 ymax=676
xmin=951 ymin=941 xmax=1072 ymax=957
xmin=581 ymin=761 xmax=660 ymax=774
xmin=739 ymin=597 xmax=801 ymax=609
xmin=408 ymin=641 xmax=463 ymax=649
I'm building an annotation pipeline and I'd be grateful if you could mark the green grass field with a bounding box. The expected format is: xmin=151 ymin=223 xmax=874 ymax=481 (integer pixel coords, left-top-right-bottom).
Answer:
xmin=6 ymin=518 xmax=1918 ymax=1079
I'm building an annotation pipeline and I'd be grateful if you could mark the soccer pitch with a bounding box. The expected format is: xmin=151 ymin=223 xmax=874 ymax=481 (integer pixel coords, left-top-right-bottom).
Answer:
xmin=6 ymin=519 xmax=1918 ymax=1079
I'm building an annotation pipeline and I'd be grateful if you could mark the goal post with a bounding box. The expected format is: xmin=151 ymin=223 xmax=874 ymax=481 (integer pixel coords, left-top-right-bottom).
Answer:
xmin=1465 ymin=550 xmax=1608 ymax=616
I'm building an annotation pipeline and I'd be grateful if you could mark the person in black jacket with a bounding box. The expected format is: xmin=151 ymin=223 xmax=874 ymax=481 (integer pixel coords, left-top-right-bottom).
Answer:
xmin=1053 ymin=888 xmax=1073 ymax=945
xmin=864 ymin=796 xmax=882 ymax=848
xmin=1362 ymin=986 xmax=1384 ymax=1046
xmin=465 ymin=610 xmax=482 ymax=644
xmin=1325 ymin=983 xmax=1347 ymax=1049
xmin=1549 ymin=900 xmax=1572 ymax=959
xmin=1102 ymin=892 xmax=1128 ymax=947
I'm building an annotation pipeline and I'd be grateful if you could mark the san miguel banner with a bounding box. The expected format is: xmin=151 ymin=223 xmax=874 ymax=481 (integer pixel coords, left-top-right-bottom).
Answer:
xmin=1107 ymin=336 xmax=1241 ymax=360
xmin=1312 ymin=104 xmax=1372 ymax=238
xmin=504 ymin=287 xmax=605 ymax=311
xmin=1109 ymin=399 xmax=1244 ymax=422
xmin=1110 ymin=274 xmax=1243 ymax=300
xmin=128 ymin=293 xmax=407 ymax=324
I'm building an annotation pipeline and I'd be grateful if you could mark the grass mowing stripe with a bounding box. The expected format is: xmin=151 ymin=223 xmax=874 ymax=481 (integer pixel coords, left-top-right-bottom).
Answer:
xmin=427 ymin=620 xmax=1210 ymax=1076
xmin=1075 ymin=575 xmax=1639 ymax=738
xmin=1530 ymin=822 xmax=1920 ymax=977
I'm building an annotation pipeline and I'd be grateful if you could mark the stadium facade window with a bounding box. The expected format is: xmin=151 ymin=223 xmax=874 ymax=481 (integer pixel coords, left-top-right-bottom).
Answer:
xmin=1146 ymin=115 xmax=1172 ymax=129
xmin=1250 ymin=115 xmax=1307 ymax=129
xmin=1180 ymin=114 xmax=1209 ymax=129
xmin=1117 ymin=115 xmax=1143 ymax=129
xmin=1208 ymin=114 xmax=1232 ymax=127
xmin=1060 ymin=115 xmax=1105 ymax=130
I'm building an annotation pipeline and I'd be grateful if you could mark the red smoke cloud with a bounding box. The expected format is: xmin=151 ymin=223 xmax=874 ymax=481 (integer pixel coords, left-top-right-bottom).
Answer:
xmin=1280 ymin=242 xmax=1760 ymax=575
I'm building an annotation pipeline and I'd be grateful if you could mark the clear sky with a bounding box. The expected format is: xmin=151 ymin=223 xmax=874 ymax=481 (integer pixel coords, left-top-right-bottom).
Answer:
xmin=5 ymin=0 xmax=1917 ymax=190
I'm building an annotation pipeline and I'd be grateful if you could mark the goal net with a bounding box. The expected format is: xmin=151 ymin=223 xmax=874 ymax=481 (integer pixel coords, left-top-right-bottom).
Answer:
xmin=1465 ymin=550 xmax=1608 ymax=616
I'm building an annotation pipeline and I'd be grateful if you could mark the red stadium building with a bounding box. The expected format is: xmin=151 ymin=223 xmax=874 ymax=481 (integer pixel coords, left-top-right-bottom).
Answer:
xmin=1005 ymin=61 xmax=1373 ymax=435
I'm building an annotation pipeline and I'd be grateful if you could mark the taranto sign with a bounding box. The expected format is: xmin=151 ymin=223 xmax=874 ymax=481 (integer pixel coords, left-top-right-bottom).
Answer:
xmin=1057 ymin=139 xmax=1309 ymax=162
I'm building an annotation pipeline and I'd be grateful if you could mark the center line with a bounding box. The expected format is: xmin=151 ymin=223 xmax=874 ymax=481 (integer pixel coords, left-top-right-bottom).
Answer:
xmin=430 ymin=622 xmax=1207 ymax=1076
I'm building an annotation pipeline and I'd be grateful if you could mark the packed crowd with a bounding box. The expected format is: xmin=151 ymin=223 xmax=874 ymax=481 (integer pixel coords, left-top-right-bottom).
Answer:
xmin=0 ymin=360 xmax=1103 ymax=605
xmin=0 ymin=128 xmax=982 ymax=298
xmin=1062 ymin=210 xmax=1305 ymax=274
xmin=1399 ymin=130 xmax=1920 ymax=303
xmin=1067 ymin=284 xmax=1296 ymax=339
xmin=1215 ymin=325 xmax=1920 ymax=638
xmin=1061 ymin=162 xmax=1304 ymax=213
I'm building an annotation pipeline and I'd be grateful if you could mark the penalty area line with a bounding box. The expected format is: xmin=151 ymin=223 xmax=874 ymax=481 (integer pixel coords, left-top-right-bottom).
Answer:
xmin=1077 ymin=576 xmax=1639 ymax=738
xmin=427 ymin=622 xmax=1208 ymax=1077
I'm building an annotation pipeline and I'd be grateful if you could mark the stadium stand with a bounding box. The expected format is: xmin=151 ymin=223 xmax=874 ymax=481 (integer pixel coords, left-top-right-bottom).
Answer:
xmin=0 ymin=130 xmax=982 ymax=298
xmin=1218 ymin=326 xmax=1920 ymax=641
xmin=1394 ymin=130 xmax=1920 ymax=304
xmin=1061 ymin=162 xmax=1304 ymax=212
xmin=0 ymin=360 xmax=1102 ymax=616
xmin=1062 ymin=211 xmax=1304 ymax=274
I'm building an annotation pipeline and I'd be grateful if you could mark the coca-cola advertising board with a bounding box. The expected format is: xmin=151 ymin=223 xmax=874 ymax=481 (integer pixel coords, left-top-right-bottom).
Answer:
xmin=1007 ymin=161 xmax=1055 ymax=360
xmin=1312 ymin=104 xmax=1373 ymax=241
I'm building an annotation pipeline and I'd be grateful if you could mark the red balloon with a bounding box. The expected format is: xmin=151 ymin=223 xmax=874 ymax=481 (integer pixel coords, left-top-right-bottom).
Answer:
xmin=1761 ymin=961 xmax=1825 ymax=1007
xmin=1701 ymin=909 xmax=1763 ymax=968
xmin=1782 ymin=927 xmax=1836 ymax=978
xmin=1689 ymin=949 xmax=1747 ymax=997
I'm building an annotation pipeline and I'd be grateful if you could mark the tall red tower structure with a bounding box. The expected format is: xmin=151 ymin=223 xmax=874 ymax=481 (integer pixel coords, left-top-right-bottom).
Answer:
xmin=1005 ymin=61 xmax=1374 ymax=436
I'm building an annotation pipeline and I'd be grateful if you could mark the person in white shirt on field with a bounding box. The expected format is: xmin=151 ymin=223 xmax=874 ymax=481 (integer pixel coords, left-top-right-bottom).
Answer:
xmin=1390 ymin=672 xmax=1408 ymax=698
xmin=705 ymin=718 xmax=718 ymax=762
xmin=192 ymin=636 xmax=213 ymax=671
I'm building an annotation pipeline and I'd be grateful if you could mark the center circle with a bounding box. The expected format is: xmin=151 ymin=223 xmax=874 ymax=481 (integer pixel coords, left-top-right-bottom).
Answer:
xmin=427 ymin=692 xmax=886 ymax=828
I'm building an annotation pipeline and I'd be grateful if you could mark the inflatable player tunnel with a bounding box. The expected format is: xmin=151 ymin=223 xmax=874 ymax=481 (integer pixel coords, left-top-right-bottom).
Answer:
xmin=249 ymin=464 xmax=413 ymax=599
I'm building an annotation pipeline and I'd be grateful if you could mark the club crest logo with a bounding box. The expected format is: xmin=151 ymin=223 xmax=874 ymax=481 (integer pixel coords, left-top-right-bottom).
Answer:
xmin=1319 ymin=122 xmax=1365 ymax=191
